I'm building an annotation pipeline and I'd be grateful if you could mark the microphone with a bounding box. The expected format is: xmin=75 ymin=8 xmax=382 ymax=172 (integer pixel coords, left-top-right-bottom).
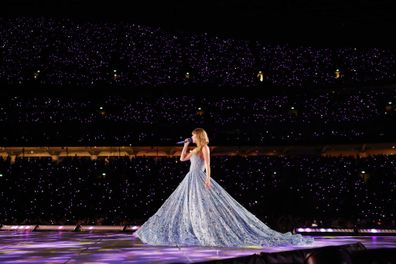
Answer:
xmin=176 ymin=137 xmax=192 ymax=144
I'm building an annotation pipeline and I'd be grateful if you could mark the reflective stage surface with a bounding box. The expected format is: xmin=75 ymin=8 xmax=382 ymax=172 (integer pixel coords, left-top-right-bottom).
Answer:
xmin=0 ymin=232 xmax=395 ymax=263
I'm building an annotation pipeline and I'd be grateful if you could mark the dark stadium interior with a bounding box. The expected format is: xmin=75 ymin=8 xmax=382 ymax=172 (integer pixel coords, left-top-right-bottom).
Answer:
xmin=1 ymin=1 xmax=396 ymax=263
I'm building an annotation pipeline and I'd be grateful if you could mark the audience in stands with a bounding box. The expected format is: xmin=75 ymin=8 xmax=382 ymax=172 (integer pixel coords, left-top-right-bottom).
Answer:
xmin=0 ymin=155 xmax=395 ymax=231
xmin=1 ymin=17 xmax=395 ymax=88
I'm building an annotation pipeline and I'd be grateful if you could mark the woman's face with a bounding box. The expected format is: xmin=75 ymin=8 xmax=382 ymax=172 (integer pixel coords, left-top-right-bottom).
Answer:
xmin=192 ymin=133 xmax=197 ymax=144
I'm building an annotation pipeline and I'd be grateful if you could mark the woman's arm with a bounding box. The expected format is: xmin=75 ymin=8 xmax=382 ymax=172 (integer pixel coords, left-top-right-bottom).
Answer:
xmin=180 ymin=144 xmax=193 ymax=161
xmin=202 ymin=145 xmax=211 ymax=178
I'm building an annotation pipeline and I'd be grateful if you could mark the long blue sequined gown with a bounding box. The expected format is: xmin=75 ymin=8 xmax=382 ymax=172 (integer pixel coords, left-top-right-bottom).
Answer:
xmin=133 ymin=153 xmax=314 ymax=248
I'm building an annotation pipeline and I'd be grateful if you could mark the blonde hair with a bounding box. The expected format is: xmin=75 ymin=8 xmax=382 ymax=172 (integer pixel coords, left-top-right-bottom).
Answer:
xmin=191 ymin=128 xmax=209 ymax=154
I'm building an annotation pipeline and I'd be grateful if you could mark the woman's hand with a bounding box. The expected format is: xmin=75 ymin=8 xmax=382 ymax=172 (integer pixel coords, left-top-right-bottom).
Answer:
xmin=183 ymin=138 xmax=190 ymax=146
xmin=204 ymin=177 xmax=212 ymax=189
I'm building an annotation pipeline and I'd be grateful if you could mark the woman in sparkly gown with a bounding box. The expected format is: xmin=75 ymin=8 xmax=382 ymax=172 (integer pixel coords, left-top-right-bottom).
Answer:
xmin=133 ymin=128 xmax=314 ymax=248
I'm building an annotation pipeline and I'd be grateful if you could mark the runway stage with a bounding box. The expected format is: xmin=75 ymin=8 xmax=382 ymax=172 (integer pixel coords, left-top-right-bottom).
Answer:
xmin=0 ymin=231 xmax=395 ymax=263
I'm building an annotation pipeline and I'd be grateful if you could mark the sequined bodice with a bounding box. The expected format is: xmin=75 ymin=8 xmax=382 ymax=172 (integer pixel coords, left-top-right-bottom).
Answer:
xmin=189 ymin=153 xmax=205 ymax=172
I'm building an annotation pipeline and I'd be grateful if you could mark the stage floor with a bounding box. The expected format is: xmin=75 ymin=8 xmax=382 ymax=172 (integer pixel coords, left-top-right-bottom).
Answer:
xmin=0 ymin=232 xmax=395 ymax=263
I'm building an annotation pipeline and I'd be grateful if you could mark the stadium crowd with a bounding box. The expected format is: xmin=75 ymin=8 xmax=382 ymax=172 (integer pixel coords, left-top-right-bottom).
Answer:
xmin=0 ymin=155 xmax=395 ymax=231
xmin=1 ymin=17 xmax=395 ymax=88
xmin=0 ymin=88 xmax=395 ymax=145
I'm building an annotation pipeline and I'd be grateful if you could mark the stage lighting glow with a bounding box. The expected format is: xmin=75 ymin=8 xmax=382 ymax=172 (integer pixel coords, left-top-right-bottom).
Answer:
xmin=35 ymin=225 xmax=76 ymax=231
xmin=359 ymin=229 xmax=396 ymax=234
xmin=0 ymin=225 xmax=36 ymax=231
xmin=296 ymin=227 xmax=396 ymax=235
xmin=33 ymin=70 xmax=41 ymax=79
xmin=335 ymin=69 xmax=342 ymax=79
xmin=124 ymin=225 xmax=141 ymax=231
xmin=79 ymin=225 xmax=125 ymax=232
xmin=257 ymin=70 xmax=264 ymax=82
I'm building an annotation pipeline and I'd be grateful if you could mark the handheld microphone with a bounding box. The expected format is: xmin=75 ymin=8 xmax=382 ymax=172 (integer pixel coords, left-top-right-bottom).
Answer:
xmin=176 ymin=137 xmax=192 ymax=145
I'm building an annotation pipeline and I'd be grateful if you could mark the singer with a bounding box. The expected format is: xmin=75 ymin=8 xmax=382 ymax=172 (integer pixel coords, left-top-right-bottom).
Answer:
xmin=133 ymin=128 xmax=314 ymax=247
